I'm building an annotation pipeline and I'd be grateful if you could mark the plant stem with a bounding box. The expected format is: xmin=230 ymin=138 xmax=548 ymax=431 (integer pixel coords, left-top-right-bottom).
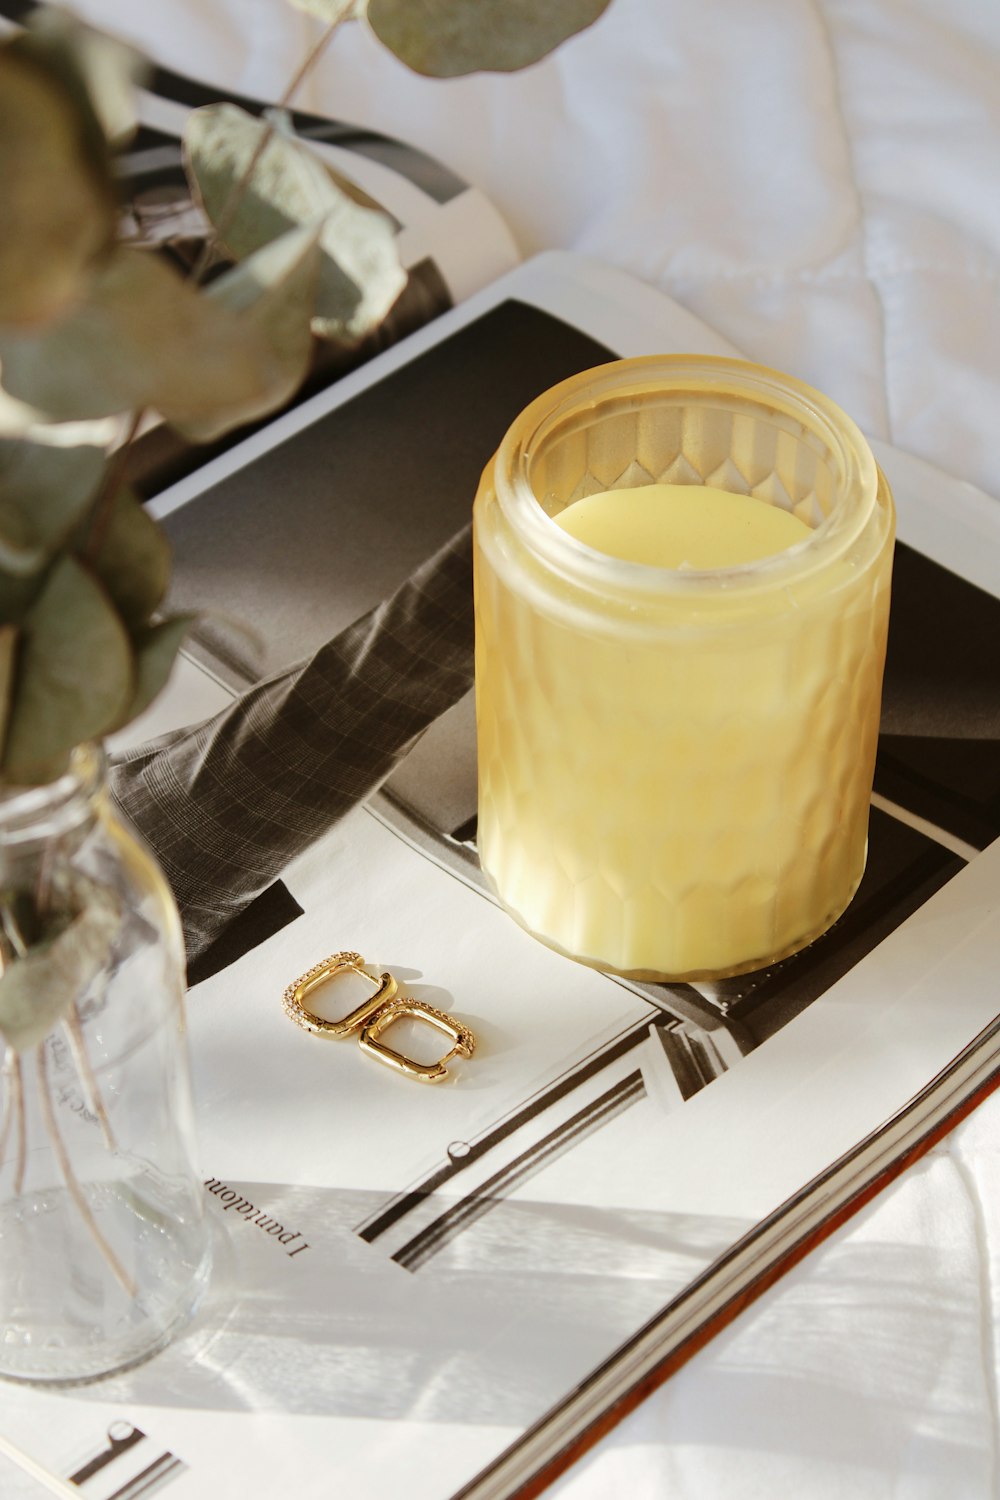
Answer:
xmin=0 ymin=1087 xmax=8 ymax=1170
xmin=0 ymin=901 xmax=28 ymax=960
xmin=34 ymin=832 xmax=58 ymax=921
xmin=84 ymin=12 xmax=347 ymax=558
xmin=0 ymin=931 xmax=26 ymax=1192
xmin=36 ymin=1042 xmax=136 ymax=1299
xmin=64 ymin=999 xmax=117 ymax=1154
xmin=81 ymin=408 xmax=146 ymax=567
xmin=190 ymin=14 xmax=341 ymax=283
xmin=0 ymin=1046 xmax=13 ymax=1170
xmin=12 ymin=1049 xmax=25 ymax=1194
xmin=279 ymin=9 xmax=346 ymax=107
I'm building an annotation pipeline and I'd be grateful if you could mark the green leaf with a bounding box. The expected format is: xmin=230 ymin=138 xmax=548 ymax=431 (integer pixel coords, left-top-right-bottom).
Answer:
xmin=78 ymin=487 xmax=171 ymax=629
xmin=184 ymin=103 xmax=406 ymax=342
xmin=366 ymin=0 xmax=613 ymax=76
xmin=120 ymin=614 xmax=195 ymax=727
xmin=0 ymin=571 xmax=41 ymax=628
xmin=0 ymin=383 xmax=120 ymax=449
xmin=0 ymin=246 xmax=316 ymax=436
xmin=19 ymin=7 xmax=146 ymax=145
xmin=2 ymin=555 xmax=133 ymax=785
xmin=180 ymin=224 xmax=322 ymax=441
xmin=0 ymin=438 xmax=104 ymax=576
xmin=0 ymin=877 xmax=120 ymax=1050
xmin=0 ymin=623 xmax=16 ymax=766
xmin=0 ymin=45 xmax=115 ymax=328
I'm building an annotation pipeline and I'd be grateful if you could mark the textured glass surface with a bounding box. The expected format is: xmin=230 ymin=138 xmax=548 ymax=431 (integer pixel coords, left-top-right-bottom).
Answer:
xmin=0 ymin=748 xmax=210 ymax=1383
xmin=474 ymin=358 xmax=895 ymax=981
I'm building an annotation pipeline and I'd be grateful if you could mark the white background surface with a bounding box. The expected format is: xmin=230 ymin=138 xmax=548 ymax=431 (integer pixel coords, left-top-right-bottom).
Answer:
xmin=29 ymin=2 xmax=1000 ymax=1494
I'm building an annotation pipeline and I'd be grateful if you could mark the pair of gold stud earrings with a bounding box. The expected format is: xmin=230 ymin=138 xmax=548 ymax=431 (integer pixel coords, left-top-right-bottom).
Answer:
xmin=282 ymin=950 xmax=476 ymax=1084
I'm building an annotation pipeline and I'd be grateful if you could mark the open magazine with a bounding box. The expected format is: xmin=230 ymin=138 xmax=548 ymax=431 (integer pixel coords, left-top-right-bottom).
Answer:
xmin=2 ymin=48 xmax=1000 ymax=1500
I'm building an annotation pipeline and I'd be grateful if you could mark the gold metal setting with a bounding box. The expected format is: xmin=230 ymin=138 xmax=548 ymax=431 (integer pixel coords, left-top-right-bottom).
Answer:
xmin=358 ymin=998 xmax=477 ymax=1084
xmin=282 ymin=951 xmax=397 ymax=1039
xmin=283 ymin=952 xmax=475 ymax=1083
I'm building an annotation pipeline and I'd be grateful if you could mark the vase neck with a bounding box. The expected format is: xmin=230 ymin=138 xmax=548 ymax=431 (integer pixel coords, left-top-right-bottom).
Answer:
xmin=0 ymin=744 xmax=105 ymax=850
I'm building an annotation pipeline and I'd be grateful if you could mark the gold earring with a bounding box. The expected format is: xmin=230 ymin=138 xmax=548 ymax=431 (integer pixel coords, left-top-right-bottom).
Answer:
xmin=359 ymin=997 xmax=476 ymax=1084
xmin=283 ymin=951 xmax=397 ymax=1039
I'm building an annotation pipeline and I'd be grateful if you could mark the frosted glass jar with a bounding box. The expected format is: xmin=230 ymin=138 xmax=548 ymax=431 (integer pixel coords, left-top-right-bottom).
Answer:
xmin=473 ymin=355 xmax=895 ymax=981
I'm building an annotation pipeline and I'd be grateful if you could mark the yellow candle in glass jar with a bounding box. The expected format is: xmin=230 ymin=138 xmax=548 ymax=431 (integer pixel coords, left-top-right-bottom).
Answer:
xmin=473 ymin=356 xmax=895 ymax=982
xmin=554 ymin=483 xmax=813 ymax=567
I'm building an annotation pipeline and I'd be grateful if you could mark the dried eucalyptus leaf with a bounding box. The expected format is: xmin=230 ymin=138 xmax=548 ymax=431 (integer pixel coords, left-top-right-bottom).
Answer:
xmin=0 ymin=624 xmax=16 ymax=767
xmin=184 ymin=104 xmax=335 ymax=256
xmin=78 ymin=487 xmax=171 ymax=629
xmin=122 ymin=614 xmax=195 ymax=726
xmin=366 ymin=0 xmax=613 ymax=75
xmin=0 ymin=384 xmax=45 ymax=438
xmin=0 ymin=572 xmax=41 ymax=628
xmin=0 ymin=46 xmax=115 ymax=328
xmin=0 ymin=382 xmax=120 ymax=448
xmin=21 ymin=6 xmax=146 ymax=144
xmin=0 ymin=438 xmax=104 ymax=576
xmin=0 ymin=886 xmax=120 ymax=1051
xmin=259 ymin=106 xmax=386 ymax=215
xmin=184 ymin=104 xmax=405 ymax=341
xmin=179 ymin=225 xmax=322 ymax=442
xmin=0 ymin=247 xmax=311 ymax=435
xmin=3 ymin=555 xmax=133 ymax=785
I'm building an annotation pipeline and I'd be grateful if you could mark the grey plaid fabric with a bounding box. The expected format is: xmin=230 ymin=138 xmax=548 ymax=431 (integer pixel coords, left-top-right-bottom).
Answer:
xmin=110 ymin=523 xmax=474 ymax=963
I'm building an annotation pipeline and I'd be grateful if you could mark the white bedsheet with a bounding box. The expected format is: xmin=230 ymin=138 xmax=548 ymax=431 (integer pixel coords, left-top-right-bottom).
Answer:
xmin=46 ymin=2 xmax=1000 ymax=1494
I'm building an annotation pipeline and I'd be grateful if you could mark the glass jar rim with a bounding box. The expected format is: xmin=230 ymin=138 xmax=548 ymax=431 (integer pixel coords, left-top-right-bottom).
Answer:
xmin=0 ymin=742 xmax=105 ymax=843
xmin=492 ymin=354 xmax=879 ymax=601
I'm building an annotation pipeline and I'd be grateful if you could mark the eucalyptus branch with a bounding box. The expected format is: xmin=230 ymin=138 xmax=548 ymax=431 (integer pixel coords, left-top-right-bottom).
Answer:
xmin=36 ymin=1041 xmax=136 ymax=1298
xmin=34 ymin=828 xmax=59 ymax=918
xmin=2 ymin=1048 xmax=27 ymax=1195
xmin=0 ymin=902 xmax=28 ymax=960
xmin=0 ymin=1045 xmax=15 ymax=1169
xmin=0 ymin=1073 xmax=9 ymax=1168
xmin=81 ymin=407 xmax=146 ymax=567
xmin=64 ymin=998 xmax=117 ymax=1153
xmin=13 ymin=1057 xmax=25 ymax=1193
xmin=190 ymin=12 xmax=342 ymax=283
xmin=84 ymin=11 xmax=345 ymax=567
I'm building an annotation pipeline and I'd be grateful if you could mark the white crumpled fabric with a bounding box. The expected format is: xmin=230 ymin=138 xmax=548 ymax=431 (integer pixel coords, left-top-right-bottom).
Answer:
xmin=48 ymin=0 xmax=1000 ymax=1493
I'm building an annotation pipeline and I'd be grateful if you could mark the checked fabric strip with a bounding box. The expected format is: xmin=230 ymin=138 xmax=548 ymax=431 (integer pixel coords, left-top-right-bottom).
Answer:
xmin=110 ymin=524 xmax=474 ymax=963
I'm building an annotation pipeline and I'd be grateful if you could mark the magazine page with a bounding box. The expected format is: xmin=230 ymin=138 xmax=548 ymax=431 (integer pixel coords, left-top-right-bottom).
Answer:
xmin=1 ymin=255 xmax=999 ymax=1500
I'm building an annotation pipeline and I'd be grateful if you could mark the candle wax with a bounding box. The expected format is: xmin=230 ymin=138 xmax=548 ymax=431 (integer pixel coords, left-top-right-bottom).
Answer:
xmin=475 ymin=475 xmax=890 ymax=979
xmin=554 ymin=482 xmax=813 ymax=567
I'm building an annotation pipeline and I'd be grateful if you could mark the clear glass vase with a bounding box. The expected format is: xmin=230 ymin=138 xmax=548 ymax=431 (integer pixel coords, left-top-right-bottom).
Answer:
xmin=0 ymin=744 xmax=211 ymax=1384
